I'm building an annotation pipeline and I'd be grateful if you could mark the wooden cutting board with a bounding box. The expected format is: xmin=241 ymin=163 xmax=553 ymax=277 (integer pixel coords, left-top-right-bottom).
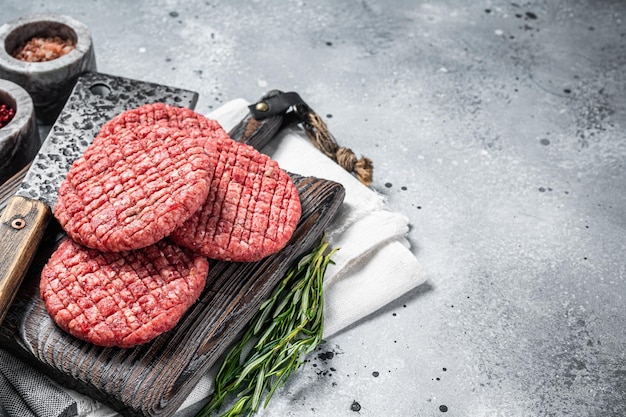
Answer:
xmin=0 ymin=73 xmax=345 ymax=417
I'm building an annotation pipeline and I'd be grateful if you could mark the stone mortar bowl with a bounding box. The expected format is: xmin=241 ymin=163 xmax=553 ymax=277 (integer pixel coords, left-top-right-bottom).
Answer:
xmin=0 ymin=79 xmax=40 ymax=185
xmin=0 ymin=13 xmax=96 ymax=124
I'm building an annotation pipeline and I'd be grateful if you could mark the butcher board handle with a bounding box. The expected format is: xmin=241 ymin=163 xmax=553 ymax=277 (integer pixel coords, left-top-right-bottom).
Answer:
xmin=0 ymin=195 xmax=51 ymax=324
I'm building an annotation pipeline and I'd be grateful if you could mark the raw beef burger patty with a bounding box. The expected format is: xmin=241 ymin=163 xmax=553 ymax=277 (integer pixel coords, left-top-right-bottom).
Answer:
xmin=171 ymin=137 xmax=302 ymax=262
xmin=54 ymin=124 xmax=216 ymax=252
xmin=40 ymin=238 xmax=209 ymax=348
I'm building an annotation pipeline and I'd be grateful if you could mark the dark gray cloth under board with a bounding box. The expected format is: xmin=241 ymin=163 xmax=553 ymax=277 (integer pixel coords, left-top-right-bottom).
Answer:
xmin=0 ymin=349 xmax=77 ymax=417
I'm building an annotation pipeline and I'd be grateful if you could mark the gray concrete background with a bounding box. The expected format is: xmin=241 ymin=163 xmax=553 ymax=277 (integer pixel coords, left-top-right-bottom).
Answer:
xmin=3 ymin=1 xmax=626 ymax=416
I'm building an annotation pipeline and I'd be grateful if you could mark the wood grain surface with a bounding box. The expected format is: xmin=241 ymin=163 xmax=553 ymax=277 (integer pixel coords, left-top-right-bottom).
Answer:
xmin=0 ymin=174 xmax=344 ymax=417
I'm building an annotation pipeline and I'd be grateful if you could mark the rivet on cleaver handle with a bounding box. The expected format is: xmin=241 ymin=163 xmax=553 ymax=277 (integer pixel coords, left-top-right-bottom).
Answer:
xmin=0 ymin=196 xmax=51 ymax=324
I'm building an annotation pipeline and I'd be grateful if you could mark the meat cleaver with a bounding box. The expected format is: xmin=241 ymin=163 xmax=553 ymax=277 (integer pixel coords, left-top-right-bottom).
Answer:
xmin=0 ymin=72 xmax=200 ymax=324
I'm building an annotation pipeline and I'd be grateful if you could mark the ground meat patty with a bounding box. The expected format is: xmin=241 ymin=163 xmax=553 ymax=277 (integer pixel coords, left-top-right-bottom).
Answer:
xmin=40 ymin=238 xmax=208 ymax=348
xmin=98 ymin=102 xmax=224 ymax=141
xmin=54 ymin=124 xmax=216 ymax=252
xmin=171 ymin=137 xmax=301 ymax=262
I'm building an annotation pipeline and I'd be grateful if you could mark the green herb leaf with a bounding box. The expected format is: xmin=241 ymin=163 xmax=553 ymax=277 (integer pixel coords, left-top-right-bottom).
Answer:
xmin=196 ymin=238 xmax=337 ymax=417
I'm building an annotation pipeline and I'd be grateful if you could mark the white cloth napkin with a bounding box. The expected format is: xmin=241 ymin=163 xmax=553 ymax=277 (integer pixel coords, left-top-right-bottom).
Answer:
xmin=0 ymin=99 xmax=426 ymax=417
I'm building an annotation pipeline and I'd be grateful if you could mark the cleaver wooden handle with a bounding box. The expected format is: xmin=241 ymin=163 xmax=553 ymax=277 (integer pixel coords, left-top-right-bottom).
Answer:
xmin=0 ymin=195 xmax=52 ymax=324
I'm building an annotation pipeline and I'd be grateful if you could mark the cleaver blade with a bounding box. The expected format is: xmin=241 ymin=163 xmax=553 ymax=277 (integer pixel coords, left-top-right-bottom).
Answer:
xmin=0 ymin=72 xmax=198 ymax=324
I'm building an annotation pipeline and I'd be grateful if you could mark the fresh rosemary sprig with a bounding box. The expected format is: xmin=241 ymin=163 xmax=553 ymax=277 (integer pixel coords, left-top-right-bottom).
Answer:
xmin=197 ymin=238 xmax=337 ymax=417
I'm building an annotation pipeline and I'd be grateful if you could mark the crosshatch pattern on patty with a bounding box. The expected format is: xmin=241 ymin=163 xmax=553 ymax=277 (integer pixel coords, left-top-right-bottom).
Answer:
xmin=40 ymin=238 xmax=209 ymax=348
xmin=54 ymin=124 xmax=215 ymax=252
xmin=98 ymin=102 xmax=226 ymax=141
xmin=171 ymin=137 xmax=301 ymax=262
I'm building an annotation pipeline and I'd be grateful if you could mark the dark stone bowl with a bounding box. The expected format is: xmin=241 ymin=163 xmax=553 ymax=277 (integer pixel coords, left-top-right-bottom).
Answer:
xmin=0 ymin=79 xmax=40 ymax=184
xmin=0 ymin=13 xmax=96 ymax=124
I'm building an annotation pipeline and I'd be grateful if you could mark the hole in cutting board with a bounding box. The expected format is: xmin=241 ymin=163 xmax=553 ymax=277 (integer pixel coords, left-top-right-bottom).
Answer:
xmin=89 ymin=83 xmax=111 ymax=97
